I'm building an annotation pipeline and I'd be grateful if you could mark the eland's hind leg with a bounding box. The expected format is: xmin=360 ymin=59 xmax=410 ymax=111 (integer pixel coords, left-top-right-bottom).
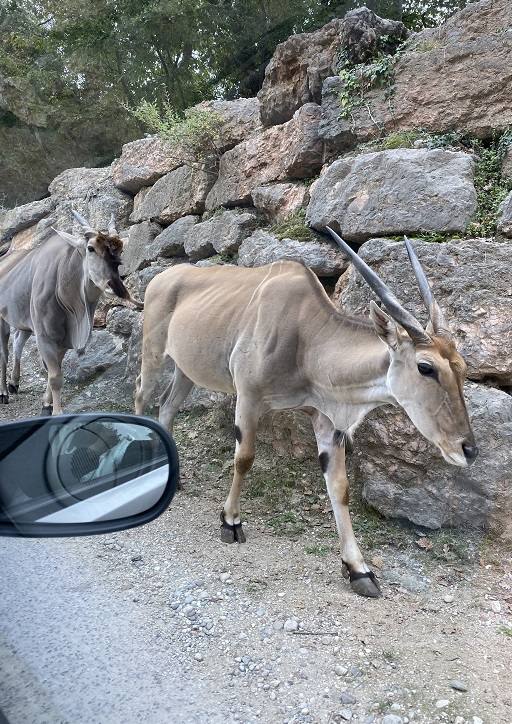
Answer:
xmin=8 ymin=329 xmax=31 ymax=394
xmin=0 ymin=318 xmax=10 ymax=404
xmin=158 ymin=365 xmax=193 ymax=433
xmin=221 ymin=395 xmax=262 ymax=544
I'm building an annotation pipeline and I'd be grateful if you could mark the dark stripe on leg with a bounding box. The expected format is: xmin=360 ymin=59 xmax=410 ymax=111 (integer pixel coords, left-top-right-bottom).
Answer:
xmin=235 ymin=424 xmax=242 ymax=443
xmin=318 ymin=451 xmax=329 ymax=473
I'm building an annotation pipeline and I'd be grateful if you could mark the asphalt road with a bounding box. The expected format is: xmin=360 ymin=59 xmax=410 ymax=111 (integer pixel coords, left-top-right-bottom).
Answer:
xmin=0 ymin=536 xmax=224 ymax=724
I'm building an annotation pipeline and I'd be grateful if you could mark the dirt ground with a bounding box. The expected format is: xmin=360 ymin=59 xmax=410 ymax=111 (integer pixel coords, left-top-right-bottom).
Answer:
xmin=1 ymin=388 xmax=512 ymax=724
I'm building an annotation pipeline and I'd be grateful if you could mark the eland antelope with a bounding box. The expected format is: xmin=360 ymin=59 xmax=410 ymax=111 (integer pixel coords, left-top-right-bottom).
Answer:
xmin=0 ymin=210 xmax=138 ymax=415
xmin=135 ymin=229 xmax=477 ymax=598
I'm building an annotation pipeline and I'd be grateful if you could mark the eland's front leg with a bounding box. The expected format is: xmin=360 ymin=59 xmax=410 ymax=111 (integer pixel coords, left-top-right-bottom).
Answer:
xmin=37 ymin=338 xmax=65 ymax=415
xmin=312 ymin=411 xmax=381 ymax=598
xmin=221 ymin=397 xmax=261 ymax=544
xmin=0 ymin=318 xmax=10 ymax=404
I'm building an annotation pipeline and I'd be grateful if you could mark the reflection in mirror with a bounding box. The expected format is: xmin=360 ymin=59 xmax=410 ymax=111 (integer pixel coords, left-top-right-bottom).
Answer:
xmin=0 ymin=416 xmax=171 ymax=526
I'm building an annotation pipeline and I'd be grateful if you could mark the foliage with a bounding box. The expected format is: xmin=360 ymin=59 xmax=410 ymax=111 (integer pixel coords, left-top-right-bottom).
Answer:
xmin=130 ymin=102 xmax=224 ymax=170
xmin=338 ymin=47 xmax=400 ymax=122
xmin=270 ymin=209 xmax=314 ymax=241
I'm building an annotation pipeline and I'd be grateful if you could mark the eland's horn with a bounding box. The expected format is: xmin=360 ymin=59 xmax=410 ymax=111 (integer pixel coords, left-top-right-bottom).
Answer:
xmin=71 ymin=208 xmax=94 ymax=231
xmin=404 ymin=236 xmax=447 ymax=334
xmin=326 ymin=227 xmax=429 ymax=344
xmin=108 ymin=213 xmax=118 ymax=236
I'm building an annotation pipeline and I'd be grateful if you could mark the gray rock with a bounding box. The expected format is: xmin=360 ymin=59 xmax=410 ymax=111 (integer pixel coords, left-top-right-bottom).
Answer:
xmin=338 ymin=708 xmax=352 ymax=721
xmin=501 ymin=144 xmax=512 ymax=181
xmin=111 ymin=136 xmax=183 ymax=194
xmin=152 ymin=215 xmax=201 ymax=257
xmin=497 ymin=190 xmax=512 ymax=238
xmin=184 ymin=209 xmax=258 ymax=260
xmin=318 ymin=76 xmax=357 ymax=157
xmin=205 ymin=104 xmax=323 ymax=210
xmin=381 ymin=716 xmax=403 ymax=724
xmin=130 ymin=165 xmax=216 ymax=224
xmin=194 ymin=97 xmax=262 ymax=152
xmin=353 ymin=383 xmax=512 ymax=538
xmin=257 ymin=9 xmax=407 ymax=127
xmin=319 ymin=0 xmax=512 ymax=144
xmin=47 ymin=166 xmax=132 ymax=235
xmin=122 ymin=221 xmax=163 ymax=274
xmin=257 ymin=19 xmax=343 ymax=127
xmin=339 ymin=692 xmax=357 ymax=705
xmin=106 ymin=307 xmax=140 ymax=336
xmin=63 ymin=330 xmax=125 ymax=384
xmin=0 ymin=197 xmax=54 ymax=242
xmin=238 ymin=230 xmax=348 ymax=277
xmin=283 ymin=618 xmax=299 ymax=633
xmin=335 ymin=237 xmax=512 ymax=384
xmin=307 ymin=149 xmax=476 ymax=241
xmin=251 ymin=183 xmax=309 ymax=223
xmin=450 ymin=680 xmax=468 ymax=692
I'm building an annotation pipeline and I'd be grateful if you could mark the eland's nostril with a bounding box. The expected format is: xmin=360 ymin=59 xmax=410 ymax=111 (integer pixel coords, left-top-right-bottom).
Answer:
xmin=462 ymin=442 xmax=479 ymax=462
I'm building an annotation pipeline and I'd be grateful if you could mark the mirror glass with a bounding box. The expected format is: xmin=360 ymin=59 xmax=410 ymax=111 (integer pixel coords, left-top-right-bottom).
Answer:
xmin=0 ymin=415 xmax=175 ymax=528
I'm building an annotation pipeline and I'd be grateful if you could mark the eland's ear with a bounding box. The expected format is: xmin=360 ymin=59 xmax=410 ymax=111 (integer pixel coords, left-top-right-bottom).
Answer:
xmin=369 ymin=300 xmax=399 ymax=350
xmin=52 ymin=228 xmax=87 ymax=251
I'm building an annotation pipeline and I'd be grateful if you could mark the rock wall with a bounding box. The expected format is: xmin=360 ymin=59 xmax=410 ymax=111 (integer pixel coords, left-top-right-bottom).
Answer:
xmin=1 ymin=2 xmax=511 ymax=539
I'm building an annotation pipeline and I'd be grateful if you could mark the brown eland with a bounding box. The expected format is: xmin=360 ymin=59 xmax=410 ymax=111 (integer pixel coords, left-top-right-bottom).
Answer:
xmin=135 ymin=229 xmax=477 ymax=597
xmin=0 ymin=210 xmax=140 ymax=415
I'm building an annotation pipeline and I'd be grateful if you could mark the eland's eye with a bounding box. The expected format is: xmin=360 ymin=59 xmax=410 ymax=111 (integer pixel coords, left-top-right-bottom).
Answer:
xmin=87 ymin=245 xmax=95 ymax=253
xmin=418 ymin=361 xmax=435 ymax=377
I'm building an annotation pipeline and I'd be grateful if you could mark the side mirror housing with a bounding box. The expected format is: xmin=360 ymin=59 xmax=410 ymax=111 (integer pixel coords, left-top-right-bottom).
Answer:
xmin=0 ymin=413 xmax=179 ymax=537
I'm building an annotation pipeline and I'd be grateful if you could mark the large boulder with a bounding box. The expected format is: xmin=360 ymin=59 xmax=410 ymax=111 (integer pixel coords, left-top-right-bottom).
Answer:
xmin=151 ymin=215 xmax=201 ymax=258
xmin=184 ymin=209 xmax=259 ymax=260
xmin=121 ymin=221 xmax=163 ymax=274
xmin=48 ymin=167 xmax=133 ymax=235
xmin=497 ymin=190 xmax=512 ymax=238
xmin=130 ymin=165 xmax=216 ymax=224
xmin=257 ymin=19 xmax=343 ymax=128
xmin=238 ymin=229 xmax=348 ymax=277
xmin=194 ymin=98 xmax=262 ymax=151
xmin=251 ymin=183 xmax=309 ymax=223
xmin=205 ymin=104 xmax=323 ymax=210
xmin=307 ymin=149 xmax=476 ymax=241
xmin=112 ymin=99 xmax=261 ymax=195
xmin=63 ymin=330 xmax=126 ymax=384
xmin=0 ymin=197 xmax=54 ymax=243
xmin=336 ymin=238 xmax=512 ymax=385
xmin=111 ymin=136 xmax=182 ymax=195
xmin=320 ymin=0 xmax=512 ymax=150
xmin=257 ymin=8 xmax=407 ymax=128
xmin=352 ymin=383 xmax=512 ymax=540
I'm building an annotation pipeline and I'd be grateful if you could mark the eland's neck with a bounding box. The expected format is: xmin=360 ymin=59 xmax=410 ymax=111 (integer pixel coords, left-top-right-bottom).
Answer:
xmin=306 ymin=312 xmax=395 ymax=429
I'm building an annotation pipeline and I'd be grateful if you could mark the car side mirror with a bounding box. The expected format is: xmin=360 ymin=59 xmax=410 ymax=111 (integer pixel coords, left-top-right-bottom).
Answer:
xmin=0 ymin=413 xmax=179 ymax=537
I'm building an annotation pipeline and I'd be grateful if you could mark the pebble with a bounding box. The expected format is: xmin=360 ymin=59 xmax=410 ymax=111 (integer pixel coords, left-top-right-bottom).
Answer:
xmin=219 ymin=572 xmax=231 ymax=584
xmin=450 ymin=680 xmax=468 ymax=692
xmin=283 ymin=618 xmax=299 ymax=633
xmin=443 ymin=594 xmax=455 ymax=603
xmin=194 ymin=653 xmax=203 ymax=662
xmin=435 ymin=699 xmax=450 ymax=708
xmin=339 ymin=709 xmax=352 ymax=721
xmin=473 ymin=718 xmax=483 ymax=724
xmin=340 ymin=691 xmax=357 ymax=705
xmin=382 ymin=716 xmax=403 ymax=724
xmin=489 ymin=600 xmax=501 ymax=613
xmin=335 ymin=665 xmax=348 ymax=677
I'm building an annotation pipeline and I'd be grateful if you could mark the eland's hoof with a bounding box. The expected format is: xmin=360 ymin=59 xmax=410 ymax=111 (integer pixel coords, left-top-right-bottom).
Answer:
xmin=220 ymin=511 xmax=246 ymax=544
xmin=8 ymin=383 xmax=19 ymax=394
xmin=349 ymin=570 xmax=382 ymax=598
xmin=40 ymin=405 xmax=53 ymax=416
xmin=0 ymin=393 xmax=8 ymax=404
